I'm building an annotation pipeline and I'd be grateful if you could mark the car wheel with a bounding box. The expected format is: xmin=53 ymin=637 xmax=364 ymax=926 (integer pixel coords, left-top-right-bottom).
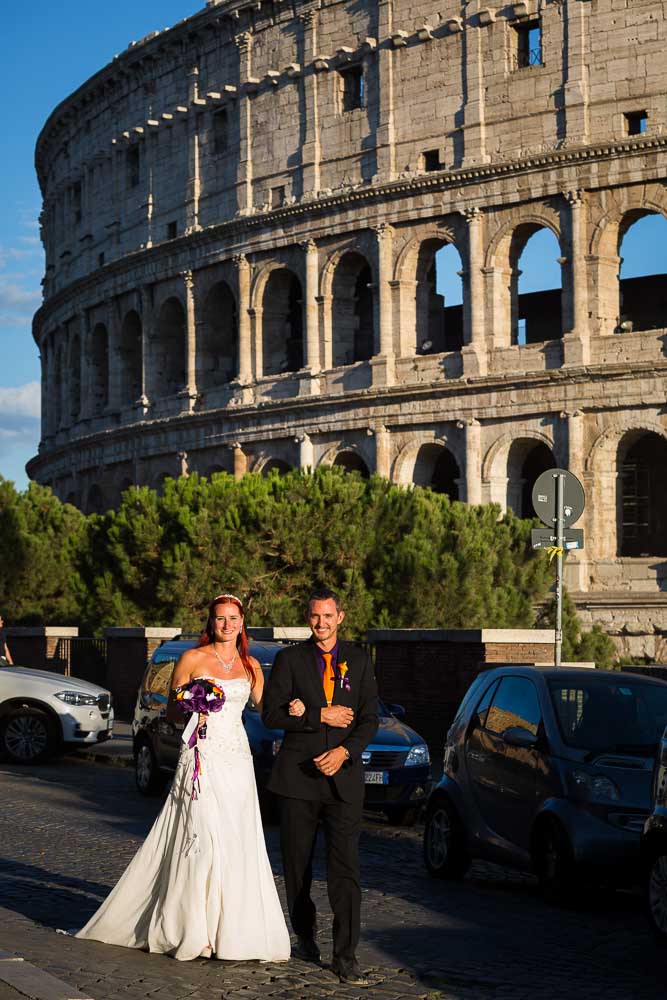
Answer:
xmin=647 ymin=851 xmax=667 ymax=946
xmin=385 ymin=806 xmax=420 ymax=827
xmin=1 ymin=707 xmax=58 ymax=764
xmin=135 ymin=739 xmax=168 ymax=796
xmin=535 ymin=819 xmax=576 ymax=904
xmin=423 ymin=797 xmax=470 ymax=879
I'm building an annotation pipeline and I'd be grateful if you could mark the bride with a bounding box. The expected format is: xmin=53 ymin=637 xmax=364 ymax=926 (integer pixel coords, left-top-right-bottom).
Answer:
xmin=77 ymin=594 xmax=291 ymax=963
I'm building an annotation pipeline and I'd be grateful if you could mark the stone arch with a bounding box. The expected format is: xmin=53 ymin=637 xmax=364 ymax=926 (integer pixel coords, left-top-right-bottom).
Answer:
xmin=506 ymin=438 xmax=556 ymax=518
xmin=259 ymin=457 xmax=293 ymax=476
xmin=485 ymin=211 xmax=563 ymax=349
xmin=198 ymin=280 xmax=238 ymax=389
xmin=586 ymin=418 xmax=667 ymax=559
xmin=618 ymin=431 xmax=667 ymax=557
xmin=149 ymin=297 xmax=187 ymax=397
xmin=330 ymin=250 xmax=374 ymax=366
xmin=393 ymin=433 xmax=464 ymax=497
xmin=261 ymin=268 xmax=304 ymax=375
xmin=89 ymin=322 xmax=109 ymax=416
xmin=118 ymin=309 xmax=143 ymax=406
xmin=482 ymin=429 xmax=556 ymax=512
xmin=319 ymin=443 xmax=371 ymax=478
xmin=68 ymin=333 xmax=82 ymax=423
xmin=589 ymin=189 xmax=667 ymax=336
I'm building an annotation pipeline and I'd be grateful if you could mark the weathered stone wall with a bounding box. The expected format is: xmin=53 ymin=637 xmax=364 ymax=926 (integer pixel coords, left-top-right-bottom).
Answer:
xmin=30 ymin=0 xmax=667 ymax=646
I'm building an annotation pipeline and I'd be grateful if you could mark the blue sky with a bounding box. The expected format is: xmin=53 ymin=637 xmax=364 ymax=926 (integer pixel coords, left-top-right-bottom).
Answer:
xmin=1 ymin=3 xmax=665 ymax=491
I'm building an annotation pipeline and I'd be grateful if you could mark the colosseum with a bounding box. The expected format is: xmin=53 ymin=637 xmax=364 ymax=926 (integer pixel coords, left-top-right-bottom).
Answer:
xmin=29 ymin=0 xmax=667 ymax=654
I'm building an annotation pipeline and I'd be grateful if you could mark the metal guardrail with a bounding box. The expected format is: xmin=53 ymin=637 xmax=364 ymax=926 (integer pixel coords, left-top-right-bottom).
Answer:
xmin=59 ymin=637 xmax=108 ymax=683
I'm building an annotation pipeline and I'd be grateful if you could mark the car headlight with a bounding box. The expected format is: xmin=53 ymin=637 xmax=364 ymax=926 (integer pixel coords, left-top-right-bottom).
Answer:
xmin=405 ymin=744 xmax=430 ymax=767
xmin=569 ymin=769 xmax=620 ymax=802
xmin=55 ymin=691 xmax=98 ymax=707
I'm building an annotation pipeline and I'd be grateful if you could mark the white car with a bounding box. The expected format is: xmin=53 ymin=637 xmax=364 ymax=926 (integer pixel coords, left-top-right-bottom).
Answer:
xmin=0 ymin=662 xmax=114 ymax=763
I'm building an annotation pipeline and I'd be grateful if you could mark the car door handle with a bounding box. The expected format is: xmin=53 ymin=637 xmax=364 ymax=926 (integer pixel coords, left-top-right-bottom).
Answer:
xmin=468 ymin=751 xmax=487 ymax=763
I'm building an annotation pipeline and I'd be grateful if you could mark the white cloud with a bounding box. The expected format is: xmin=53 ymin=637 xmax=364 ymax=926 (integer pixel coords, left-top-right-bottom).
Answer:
xmin=0 ymin=382 xmax=41 ymax=419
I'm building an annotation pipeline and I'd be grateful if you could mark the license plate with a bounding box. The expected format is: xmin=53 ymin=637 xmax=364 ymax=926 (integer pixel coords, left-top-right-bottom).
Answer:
xmin=364 ymin=771 xmax=388 ymax=785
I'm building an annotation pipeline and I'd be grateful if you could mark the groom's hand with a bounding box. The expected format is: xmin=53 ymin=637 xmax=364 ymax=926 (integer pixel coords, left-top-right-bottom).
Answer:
xmin=314 ymin=747 xmax=348 ymax=777
xmin=321 ymin=705 xmax=354 ymax=727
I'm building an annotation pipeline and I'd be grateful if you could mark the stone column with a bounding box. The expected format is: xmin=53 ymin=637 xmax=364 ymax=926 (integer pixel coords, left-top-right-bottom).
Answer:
xmin=563 ymin=190 xmax=590 ymax=366
xmin=297 ymin=433 xmax=314 ymax=470
xmin=462 ymin=207 xmax=487 ymax=376
xmin=178 ymin=450 xmax=189 ymax=478
xmin=462 ymin=3 xmax=489 ymax=166
xmin=563 ymin=409 xmax=587 ymax=590
xmin=186 ymin=66 xmax=201 ymax=232
xmin=234 ymin=254 xmax=252 ymax=384
xmin=460 ymin=418 xmax=482 ymax=505
xmin=302 ymin=240 xmax=320 ymax=371
xmin=106 ymin=297 xmax=122 ymax=412
xmin=371 ymin=224 xmax=395 ymax=387
xmin=374 ymin=0 xmax=396 ymax=181
xmin=78 ymin=309 xmax=92 ymax=422
xmin=563 ymin=0 xmax=591 ymax=146
xmin=41 ymin=340 xmax=51 ymax=440
xmin=183 ymin=270 xmax=197 ymax=402
xmin=299 ymin=9 xmax=321 ymax=196
xmin=235 ymin=32 xmax=254 ymax=215
xmin=232 ymin=442 xmax=247 ymax=480
xmin=374 ymin=425 xmax=392 ymax=479
xmin=250 ymin=307 xmax=263 ymax=380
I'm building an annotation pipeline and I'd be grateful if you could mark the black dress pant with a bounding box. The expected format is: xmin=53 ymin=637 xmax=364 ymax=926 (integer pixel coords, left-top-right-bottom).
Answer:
xmin=279 ymin=787 xmax=362 ymax=962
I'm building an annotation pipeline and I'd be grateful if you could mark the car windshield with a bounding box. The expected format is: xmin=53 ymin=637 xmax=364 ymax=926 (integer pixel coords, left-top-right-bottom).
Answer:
xmin=549 ymin=677 xmax=667 ymax=756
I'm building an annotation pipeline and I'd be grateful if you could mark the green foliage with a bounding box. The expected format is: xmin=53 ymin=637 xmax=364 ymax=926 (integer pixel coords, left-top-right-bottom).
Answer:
xmin=537 ymin=587 xmax=617 ymax=670
xmin=1 ymin=470 xmax=562 ymax=637
xmin=0 ymin=476 xmax=86 ymax=624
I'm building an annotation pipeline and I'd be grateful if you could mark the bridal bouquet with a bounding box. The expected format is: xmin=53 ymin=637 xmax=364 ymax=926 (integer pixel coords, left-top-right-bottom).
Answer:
xmin=175 ymin=679 xmax=226 ymax=799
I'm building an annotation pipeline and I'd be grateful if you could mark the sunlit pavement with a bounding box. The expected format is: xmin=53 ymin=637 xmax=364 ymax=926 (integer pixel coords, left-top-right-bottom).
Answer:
xmin=0 ymin=756 xmax=662 ymax=1000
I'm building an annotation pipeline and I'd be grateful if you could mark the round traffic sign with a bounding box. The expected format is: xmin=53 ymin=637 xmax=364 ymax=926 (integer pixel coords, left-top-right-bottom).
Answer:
xmin=531 ymin=468 xmax=585 ymax=528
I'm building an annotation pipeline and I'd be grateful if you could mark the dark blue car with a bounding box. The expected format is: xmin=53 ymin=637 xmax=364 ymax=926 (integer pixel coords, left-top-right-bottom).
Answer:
xmin=133 ymin=637 xmax=431 ymax=825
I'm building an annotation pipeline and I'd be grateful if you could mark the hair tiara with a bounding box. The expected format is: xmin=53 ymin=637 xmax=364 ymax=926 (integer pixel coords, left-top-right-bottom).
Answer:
xmin=213 ymin=593 xmax=242 ymax=606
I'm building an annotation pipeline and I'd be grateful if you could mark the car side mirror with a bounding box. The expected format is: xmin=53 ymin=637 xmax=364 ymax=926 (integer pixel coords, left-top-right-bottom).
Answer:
xmin=502 ymin=726 xmax=539 ymax=749
xmin=388 ymin=703 xmax=406 ymax=720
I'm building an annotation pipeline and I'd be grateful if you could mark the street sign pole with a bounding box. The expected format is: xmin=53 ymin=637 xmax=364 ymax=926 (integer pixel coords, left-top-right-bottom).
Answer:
xmin=555 ymin=472 xmax=564 ymax=668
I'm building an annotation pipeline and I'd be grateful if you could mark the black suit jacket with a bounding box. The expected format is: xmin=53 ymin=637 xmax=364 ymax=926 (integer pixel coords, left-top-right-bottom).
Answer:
xmin=263 ymin=638 xmax=379 ymax=804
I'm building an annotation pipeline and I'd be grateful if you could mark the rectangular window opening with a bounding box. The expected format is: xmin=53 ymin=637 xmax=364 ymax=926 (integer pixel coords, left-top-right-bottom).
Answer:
xmin=127 ymin=147 xmax=140 ymax=188
xmin=339 ymin=65 xmax=364 ymax=113
xmin=166 ymin=221 xmax=178 ymax=240
xmin=422 ymin=149 xmax=441 ymax=172
xmin=514 ymin=19 xmax=542 ymax=69
xmin=72 ymin=182 xmax=82 ymax=225
xmin=98 ymin=252 xmax=105 ymax=268
xmin=213 ymin=109 xmax=229 ymax=154
xmin=625 ymin=111 xmax=648 ymax=136
xmin=271 ymin=185 xmax=286 ymax=209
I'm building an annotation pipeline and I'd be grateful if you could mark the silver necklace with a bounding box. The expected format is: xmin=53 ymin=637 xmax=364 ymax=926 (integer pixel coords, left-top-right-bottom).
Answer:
xmin=212 ymin=645 xmax=237 ymax=672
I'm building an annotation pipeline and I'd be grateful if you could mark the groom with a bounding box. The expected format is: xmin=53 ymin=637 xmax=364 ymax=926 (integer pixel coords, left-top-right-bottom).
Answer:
xmin=263 ymin=587 xmax=378 ymax=985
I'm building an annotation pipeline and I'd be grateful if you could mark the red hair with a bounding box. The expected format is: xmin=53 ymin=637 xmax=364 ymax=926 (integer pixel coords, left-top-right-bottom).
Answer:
xmin=197 ymin=594 xmax=255 ymax=688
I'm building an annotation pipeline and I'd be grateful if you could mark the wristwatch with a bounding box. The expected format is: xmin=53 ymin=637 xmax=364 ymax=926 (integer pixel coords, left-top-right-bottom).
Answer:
xmin=341 ymin=746 xmax=351 ymax=761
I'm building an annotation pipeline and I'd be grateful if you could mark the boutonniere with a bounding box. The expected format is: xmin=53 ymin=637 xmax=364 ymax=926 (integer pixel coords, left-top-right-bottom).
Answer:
xmin=338 ymin=661 xmax=351 ymax=692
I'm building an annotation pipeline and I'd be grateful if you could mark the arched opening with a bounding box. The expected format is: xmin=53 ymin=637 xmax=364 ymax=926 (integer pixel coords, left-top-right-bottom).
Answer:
xmin=413 ymin=444 xmax=460 ymax=499
xmin=262 ymin=459 xmax=292 ymax=476
xmin=151 ymin=298 xmax=187 ymax=397
xmin=332 ymin=451 xmax=370 ymax=478
xmin=618 ymin=213 xmax=667 ymax=333
xmin=199 ymin=281 xmax=238 ymax=389
xmin=89 ymin=323 xmax=109 ymax=416
xmin=118 ymin=310 xmax=143 ymax=406
xmin=619 ymin=431 xmax=667 ymax=556
xmin=262 ymin=270 xmax=303 ymax=376
xmin=87 ymin=484 xmax=104 ymax=515
xmin=331 ymin=252 xmax=374 ymax=366
xmin=511 ymin=227 xmax=563 ymax=345
xmin=54 ymin=348 xmax=63 ymax=429
xmin=416 ymin=241 xmax=464 ymax=354
xmin=69 ymin=335 xmax=82 ymax=423
xmin=506 ymin=439 xmax=556 ymax=517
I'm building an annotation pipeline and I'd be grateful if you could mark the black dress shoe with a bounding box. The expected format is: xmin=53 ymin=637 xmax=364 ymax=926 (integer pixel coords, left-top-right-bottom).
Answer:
xmin=291 ymin=936 xmax=321 ymax=963
xmin=331 ymin=957 xmax=370 ymax=986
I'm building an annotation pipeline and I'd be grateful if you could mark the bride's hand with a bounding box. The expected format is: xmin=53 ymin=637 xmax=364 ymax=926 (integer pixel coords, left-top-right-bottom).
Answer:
xmin=289 ymin=699 xmax=305 ymax=717
xmin=198 ymin=713 xmax=209 ymax=731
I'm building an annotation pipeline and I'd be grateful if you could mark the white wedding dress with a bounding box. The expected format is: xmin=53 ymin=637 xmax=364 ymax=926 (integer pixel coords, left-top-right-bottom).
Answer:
xmin=77 ymin=677 xmax=291 ymax=962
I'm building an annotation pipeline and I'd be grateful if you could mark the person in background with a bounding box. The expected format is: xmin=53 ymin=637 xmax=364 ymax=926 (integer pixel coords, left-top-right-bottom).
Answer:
xmin=0 ymin=615 xmax=13 ymax=664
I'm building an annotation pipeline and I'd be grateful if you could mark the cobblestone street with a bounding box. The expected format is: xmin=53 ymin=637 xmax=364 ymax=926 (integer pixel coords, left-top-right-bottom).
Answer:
xmin=0 ymin=755 xmax=662 ymax=1000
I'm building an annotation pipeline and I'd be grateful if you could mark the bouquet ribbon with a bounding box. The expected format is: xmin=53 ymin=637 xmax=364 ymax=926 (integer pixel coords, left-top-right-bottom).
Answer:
xmin=175 ymin=679 xmax=226 ymax=799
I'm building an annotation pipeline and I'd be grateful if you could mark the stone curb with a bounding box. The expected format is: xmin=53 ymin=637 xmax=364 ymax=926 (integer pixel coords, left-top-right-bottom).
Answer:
xmin=0 ymin=950 xmax=93 ymax=1000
